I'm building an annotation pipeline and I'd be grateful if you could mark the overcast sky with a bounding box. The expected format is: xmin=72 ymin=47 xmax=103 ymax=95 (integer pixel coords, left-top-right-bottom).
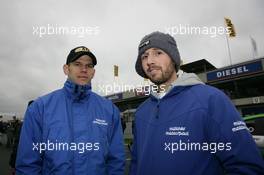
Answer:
xmin=0 ymin=0 xmax=264 ymax=118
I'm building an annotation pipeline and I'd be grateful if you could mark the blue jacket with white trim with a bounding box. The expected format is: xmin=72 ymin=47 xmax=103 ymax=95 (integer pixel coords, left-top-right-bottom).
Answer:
xmin=16 ymin=80 xmax=125 ymax=175
xmin=129 ymin=72 xmax=264 ymax=175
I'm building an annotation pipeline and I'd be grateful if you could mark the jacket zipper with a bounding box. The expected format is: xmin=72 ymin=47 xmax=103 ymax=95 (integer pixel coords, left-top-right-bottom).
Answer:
xmin=66 ymin=99 xmax=75 ymax=174
xmin=156 ymin=100 xmax=160 ymax=118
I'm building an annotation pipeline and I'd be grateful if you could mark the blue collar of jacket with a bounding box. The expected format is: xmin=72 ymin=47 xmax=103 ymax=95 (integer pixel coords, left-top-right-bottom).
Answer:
xmin=63 ymin=79 xmax=92 ymax=102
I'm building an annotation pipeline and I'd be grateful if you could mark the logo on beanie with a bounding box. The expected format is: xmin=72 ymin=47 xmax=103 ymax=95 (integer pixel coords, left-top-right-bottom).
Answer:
xmin=139 ymin=40 xmax=150 ymax=49
xmin=75 ymin=47 xmax=90 ymax=53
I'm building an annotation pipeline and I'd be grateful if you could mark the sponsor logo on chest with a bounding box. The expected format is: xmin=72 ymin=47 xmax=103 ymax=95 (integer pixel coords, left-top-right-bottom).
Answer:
xmin=165 ymin=126 xmax=189 ymax=136
xmin=93 ymin=118 xmax=108 ymax=126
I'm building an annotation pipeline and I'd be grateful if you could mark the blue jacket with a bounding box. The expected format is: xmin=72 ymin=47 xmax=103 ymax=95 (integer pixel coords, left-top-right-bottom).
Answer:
xmin=130 ymin=72 xmax=264 ymax=175
xmin=16 ymin=80 xmax=125 ymax=175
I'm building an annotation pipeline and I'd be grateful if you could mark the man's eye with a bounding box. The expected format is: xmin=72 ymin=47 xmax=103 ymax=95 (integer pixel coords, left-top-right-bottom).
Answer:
xmin=141 ymin=55 xmax=148 ymax=60
xmin=87 ymin=64 xmax=94 ymax=68
xmin=157 ymin=51 xmax=163 ymax=55
xmin=74 ymin=63 xmax=80 ymax=66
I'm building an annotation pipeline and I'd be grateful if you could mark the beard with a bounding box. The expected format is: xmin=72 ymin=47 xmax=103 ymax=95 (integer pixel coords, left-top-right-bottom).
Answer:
xmin=148 ymin=64 xmax=176 ymax=85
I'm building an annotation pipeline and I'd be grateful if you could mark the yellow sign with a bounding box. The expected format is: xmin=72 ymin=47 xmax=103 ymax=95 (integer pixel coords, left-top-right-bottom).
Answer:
xmin=114 ymin=65 xmax=119 ymax=77
xmin=224 ymin=17 xmax=236 ymax=37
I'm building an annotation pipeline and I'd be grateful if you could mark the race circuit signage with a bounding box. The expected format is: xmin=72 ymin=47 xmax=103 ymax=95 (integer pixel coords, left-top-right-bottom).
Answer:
xmin=207 ymin=60 xmax=263 ymax=82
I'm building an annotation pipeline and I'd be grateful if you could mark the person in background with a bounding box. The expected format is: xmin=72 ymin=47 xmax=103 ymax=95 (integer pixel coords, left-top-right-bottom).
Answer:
xmin=121 ymin=116 xmax=127 ymax=133
xmin=0 ymin=118 xmax=3 ymax=146
xmin=9 ymin=100 xmax=33 ymax=175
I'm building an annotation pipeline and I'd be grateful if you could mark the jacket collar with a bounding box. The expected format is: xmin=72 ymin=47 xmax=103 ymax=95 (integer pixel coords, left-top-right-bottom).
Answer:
xmin=150 ymin=71 xmax=204 ymax=100
xmin=63 ymin=79 xmax=91 ymax=102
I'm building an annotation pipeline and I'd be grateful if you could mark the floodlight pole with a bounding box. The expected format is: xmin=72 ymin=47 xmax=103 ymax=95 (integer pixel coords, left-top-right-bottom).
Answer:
xmin=225 ymin=32 xmax=232 ymax=65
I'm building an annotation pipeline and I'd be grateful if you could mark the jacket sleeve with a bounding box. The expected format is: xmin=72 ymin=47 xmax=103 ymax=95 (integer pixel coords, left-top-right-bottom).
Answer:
xmin=106 ymin=105 xmax=125 ymax=175
xmin=16 ymin=101 xmax=43 ymax=175
xmin=129 ymin=119 xmax=137 ymax=175
xmin=206 ymin=90 xmax=264 ymax=174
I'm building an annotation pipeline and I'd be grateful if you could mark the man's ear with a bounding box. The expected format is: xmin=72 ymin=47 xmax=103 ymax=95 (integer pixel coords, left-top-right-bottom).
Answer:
xmin=91 ymin=68 xmax=95 ymax=79
xmin=63 ymin=64 xmax=69 ymax=75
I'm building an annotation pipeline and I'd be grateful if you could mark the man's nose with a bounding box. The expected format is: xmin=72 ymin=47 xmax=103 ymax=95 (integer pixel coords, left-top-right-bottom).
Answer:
xmin=146 ymin=55 xmax=155 ymax=66
xmin=80 ymin=65 xmax=88 ymax=72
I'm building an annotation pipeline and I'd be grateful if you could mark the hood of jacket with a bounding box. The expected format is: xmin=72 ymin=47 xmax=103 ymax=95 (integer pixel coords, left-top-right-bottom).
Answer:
xmin=151 ymin=70 xmax=204 ymax=99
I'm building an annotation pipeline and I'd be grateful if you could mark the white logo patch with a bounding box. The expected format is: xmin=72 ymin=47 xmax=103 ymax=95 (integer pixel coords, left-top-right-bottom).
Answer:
xmin=165 ymin=126 xmax=189 ymax=136
xmin=232 ymin=121 xmax=248 ymax=132
xmin=93 ymin=119 xmax=108 ymax=126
